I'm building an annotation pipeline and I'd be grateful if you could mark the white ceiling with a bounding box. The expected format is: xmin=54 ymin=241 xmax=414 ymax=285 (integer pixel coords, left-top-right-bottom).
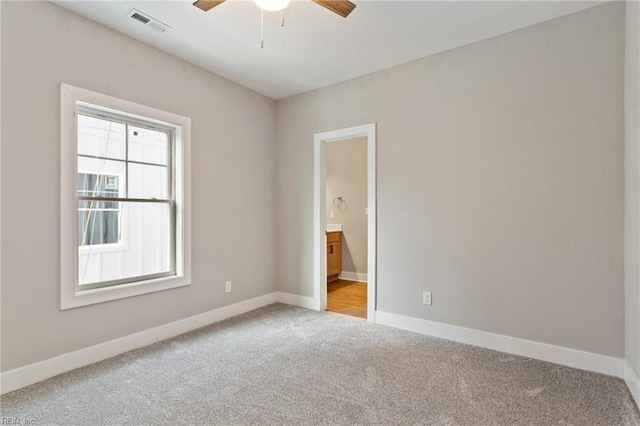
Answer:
xmin=52 ymin=0 xmax=605 ymax=100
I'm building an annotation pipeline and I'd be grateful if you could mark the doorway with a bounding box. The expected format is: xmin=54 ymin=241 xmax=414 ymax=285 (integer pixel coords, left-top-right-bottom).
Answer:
xmin=313 ymin=123 xmax=376 ymax=322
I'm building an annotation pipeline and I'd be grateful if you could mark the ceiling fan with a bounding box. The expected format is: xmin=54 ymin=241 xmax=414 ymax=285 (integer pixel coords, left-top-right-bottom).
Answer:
xmin=193 ymin=0 xmax=357 ymax=18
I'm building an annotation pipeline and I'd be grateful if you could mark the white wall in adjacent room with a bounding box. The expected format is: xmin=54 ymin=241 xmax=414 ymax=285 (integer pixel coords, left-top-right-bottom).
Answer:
xmin=326 ymin=137 xmax=368 ymax=277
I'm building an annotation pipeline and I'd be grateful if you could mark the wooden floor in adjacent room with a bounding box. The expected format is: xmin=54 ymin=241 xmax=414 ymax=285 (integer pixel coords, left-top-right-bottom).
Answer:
xmin=327 ymin=279 xmax=367 ymax=319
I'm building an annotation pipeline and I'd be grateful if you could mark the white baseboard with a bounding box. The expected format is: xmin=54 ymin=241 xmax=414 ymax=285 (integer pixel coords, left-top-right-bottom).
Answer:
xmin=624 ymin=360 xmax=640 ymax=408
xmin=338 ymin=271 xmax=367 ymax=282
xmin=275 ymin=292 xmax=316 ymax=310
xmin=3 ymin=295 xmax=630 ymax=400
xmin=375 ymin=310 xmax=624 ymax=378
xmin=1 ymin=293 xmax=283 ymax=395
xmin=0 ymin=291 xmax=317 ymax=395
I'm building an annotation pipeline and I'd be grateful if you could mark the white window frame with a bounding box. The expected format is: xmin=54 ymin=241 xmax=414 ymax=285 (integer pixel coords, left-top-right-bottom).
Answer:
xmin=60 ymin=83 xmax=191 ymax=310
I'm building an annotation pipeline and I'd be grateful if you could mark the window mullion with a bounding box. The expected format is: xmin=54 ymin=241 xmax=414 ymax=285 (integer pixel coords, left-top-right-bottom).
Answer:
xmin=78 ymin=196 xmax=171 ymax=203
xmin=77 ymin=154 xmax=167 ymax=169
xmin=125 ymin=122 xmax=129 ymax=198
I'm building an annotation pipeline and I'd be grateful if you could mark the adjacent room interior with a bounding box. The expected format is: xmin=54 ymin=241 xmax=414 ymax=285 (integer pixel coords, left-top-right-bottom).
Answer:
xmin=325 ymin=136 xmax=368 ymax=319
xmin=1 ymin=0 xmax=640 ymax=423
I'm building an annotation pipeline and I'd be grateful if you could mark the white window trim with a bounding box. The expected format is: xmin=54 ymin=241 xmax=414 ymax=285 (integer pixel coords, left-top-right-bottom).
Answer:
xmin=60 ymin=83 xmax=191 ymax=310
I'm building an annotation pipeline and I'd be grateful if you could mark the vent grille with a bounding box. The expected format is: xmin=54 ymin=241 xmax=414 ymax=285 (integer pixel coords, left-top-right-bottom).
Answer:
xmin=131 ymin=12 xmax=150 ymax=24
xmin=126 ymin=9 xmax=170 ymax=33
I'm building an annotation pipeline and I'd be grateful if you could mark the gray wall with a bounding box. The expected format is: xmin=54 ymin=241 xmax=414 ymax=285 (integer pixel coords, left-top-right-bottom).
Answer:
xmin=0 ymin=0 xmax=630 ymax=374
xmin=1 ymin=1 xmax=276 ymax=372
xmin=326 ymin=137 xmax=368 ymax=276
xmin=626 ymin=0 xmax=640 ymax=379
xmin=276 ymin=3 xmax=625 ymax=357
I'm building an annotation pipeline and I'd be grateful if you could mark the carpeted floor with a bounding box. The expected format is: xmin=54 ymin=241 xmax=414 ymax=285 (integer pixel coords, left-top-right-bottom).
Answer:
xmin=2 ymin=304 xmax=639 ymax=425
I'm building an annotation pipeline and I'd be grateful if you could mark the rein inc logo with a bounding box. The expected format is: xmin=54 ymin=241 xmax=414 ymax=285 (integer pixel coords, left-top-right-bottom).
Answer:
xmin=1 ymin=418 xmax=34 ymax=425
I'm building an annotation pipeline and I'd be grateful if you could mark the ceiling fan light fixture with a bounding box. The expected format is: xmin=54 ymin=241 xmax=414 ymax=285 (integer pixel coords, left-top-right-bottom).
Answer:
xmin=254 ymin=0 xmax=290 ymax=12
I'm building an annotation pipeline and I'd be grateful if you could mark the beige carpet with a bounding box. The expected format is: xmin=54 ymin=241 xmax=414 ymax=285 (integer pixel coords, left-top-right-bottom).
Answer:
xmin=1 ymin=304 xmax=639 ymax=425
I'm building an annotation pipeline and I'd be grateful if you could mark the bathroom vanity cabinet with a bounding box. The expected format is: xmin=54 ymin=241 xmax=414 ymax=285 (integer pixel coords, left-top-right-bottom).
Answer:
xmin=327 ymin=231 xmax=342 ymax=282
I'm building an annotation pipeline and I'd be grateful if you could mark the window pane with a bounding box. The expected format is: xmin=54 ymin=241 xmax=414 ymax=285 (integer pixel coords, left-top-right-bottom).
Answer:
xmin=128 ymin=163 xmax=168 ymax=199
xmin=77 ymin=114 xmax=126 ymax=160
xmin=78 ymin=200 xmax=120 ymax=246
xmin=78 ymin=201 xmax=172 ymax=286
xmin=77 ymin=157 xmax=125 ymax=198
xmin=78 ymin=173 xmax=120 ymax=199
xmin=128 ymin=125 xmax=167 ymax=166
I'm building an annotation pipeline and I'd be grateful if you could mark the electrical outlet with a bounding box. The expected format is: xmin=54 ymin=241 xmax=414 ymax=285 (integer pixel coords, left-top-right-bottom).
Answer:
xmin=330 ymin=211 xmax=335 ymax=219
xmin=423 ymin=291 xmax=432 ymax=305
xmin=225 ymin=281 xmax=232 ymax=293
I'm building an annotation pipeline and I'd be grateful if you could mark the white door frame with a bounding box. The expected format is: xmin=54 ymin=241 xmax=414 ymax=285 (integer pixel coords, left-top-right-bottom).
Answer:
xmin=313 ymin=123 xmax=377 ymax=321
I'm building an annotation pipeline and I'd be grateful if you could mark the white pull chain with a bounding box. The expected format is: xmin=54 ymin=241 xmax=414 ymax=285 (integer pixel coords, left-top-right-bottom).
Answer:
xmin=260 ymin=8 xmax=286 ymax=48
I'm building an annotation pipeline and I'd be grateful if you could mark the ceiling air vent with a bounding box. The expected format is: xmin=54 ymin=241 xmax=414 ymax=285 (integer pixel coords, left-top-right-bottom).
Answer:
xmin=131 ymin=12 xmax=150 ymax=24
xmin=126 ymin=9 xmax=171 ymax=33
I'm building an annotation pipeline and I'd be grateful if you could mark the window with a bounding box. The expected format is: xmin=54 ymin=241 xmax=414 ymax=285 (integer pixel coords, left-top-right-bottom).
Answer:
xmin=75 ymin=110 xmax=174 ymax=288
xmin=61 ymin=84 xmax=191 ymax=309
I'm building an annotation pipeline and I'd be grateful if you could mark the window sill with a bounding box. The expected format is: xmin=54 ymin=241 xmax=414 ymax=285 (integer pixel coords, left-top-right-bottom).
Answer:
xmin=61 ymin=273 xmax=190 ymax=310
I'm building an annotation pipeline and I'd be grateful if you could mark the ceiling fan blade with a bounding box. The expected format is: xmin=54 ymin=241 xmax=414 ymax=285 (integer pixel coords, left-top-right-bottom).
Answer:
xmin=193 ymin=0 xmax=226 ymax=12
xmin=312 ymin=0 xmax=356 ymax=18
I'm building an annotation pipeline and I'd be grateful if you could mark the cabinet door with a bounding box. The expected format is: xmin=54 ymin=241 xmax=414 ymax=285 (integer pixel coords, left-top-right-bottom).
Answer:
xmin=327 ymin=232 xmax=341 ymax=244
xmin=327 ymin=243 xmax=339 ymax=277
